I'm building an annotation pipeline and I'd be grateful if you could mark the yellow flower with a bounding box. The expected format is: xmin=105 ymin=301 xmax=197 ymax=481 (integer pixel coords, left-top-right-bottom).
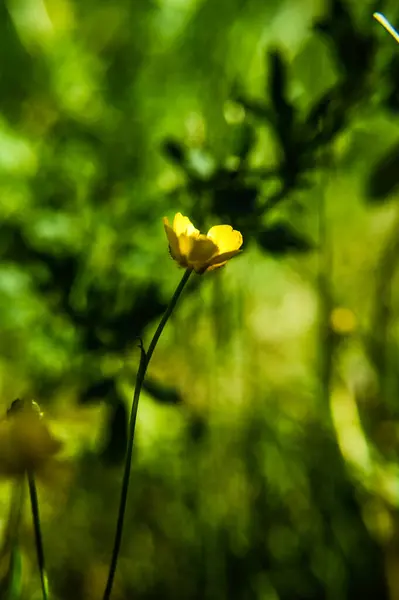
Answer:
xmin=163 ymin=212 xmax=243 ymax=274
xmin=330 ymin=307 xmax=357 ymax=335
xmin=0 ymin=400 xmax=62 ymax=478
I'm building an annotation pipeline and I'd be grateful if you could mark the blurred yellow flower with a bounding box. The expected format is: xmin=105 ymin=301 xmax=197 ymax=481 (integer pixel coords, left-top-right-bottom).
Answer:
xmin=163 ymin=212 xmax=243 ymax=274
xmin=0 ymin=400 xmax=62 ymax=478
xmin=330 ymin=307 xmax=357 ymax=335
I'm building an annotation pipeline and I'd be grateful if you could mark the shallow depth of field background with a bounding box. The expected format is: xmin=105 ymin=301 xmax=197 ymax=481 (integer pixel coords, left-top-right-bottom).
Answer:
xmin=2 ymin=0 xmax=399 ymax=598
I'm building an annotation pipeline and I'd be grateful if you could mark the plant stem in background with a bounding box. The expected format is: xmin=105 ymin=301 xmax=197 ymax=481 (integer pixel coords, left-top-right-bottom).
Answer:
xmin=0 ymin=477 xmax=25 ymax=597
xmin=27 ymin=471 xmax=49 ymax=600
xmin=317 ymin=171 xmax=334 ymax=409
xmin=103 ymin=268 xmax=193 ymax=600
xmin=370 ymin=209 xmax=399 ymax=405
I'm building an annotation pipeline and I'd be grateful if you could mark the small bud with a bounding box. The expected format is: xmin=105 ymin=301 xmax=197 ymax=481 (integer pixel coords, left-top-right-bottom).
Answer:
xmin=0 ymin=399 xmax=62 ymax=478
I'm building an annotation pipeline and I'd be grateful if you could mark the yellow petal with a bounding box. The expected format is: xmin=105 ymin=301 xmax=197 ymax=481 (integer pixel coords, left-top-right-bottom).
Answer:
xmin=205 ymin=261 xmax=227 ymax=272
xmin=207 ymin=225 xmax=243 ymax=253
xmin=206 ymin=249 xmax=242 ymax=271
xmin=163 ymin=218 xmax=182 ymax=262
xmin=0 ymin=414 xmax=62 ymax=477
xmin=188 ymin=235 xmax=218 ymax=267
xmin=177 ymin=233 xmax=196 ymax=262
xmin=173 ymin=213 xmax=200 ymax=238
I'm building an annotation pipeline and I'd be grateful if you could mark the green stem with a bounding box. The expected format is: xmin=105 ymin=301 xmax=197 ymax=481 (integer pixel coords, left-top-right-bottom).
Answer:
xmin=103 ymin=268 xmax=193 ymax=600
xmin=27 ymin=471 xmax=49 ymax=600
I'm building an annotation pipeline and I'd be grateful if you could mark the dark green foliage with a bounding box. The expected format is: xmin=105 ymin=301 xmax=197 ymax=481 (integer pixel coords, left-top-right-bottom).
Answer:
xmin=1 ymin=0 xmax=399 ymax=598
xmin=162 ymin=0 xmax=385 ymax=259
xmin=366 ymin=141 xmax=399 ymax=200
xmin=314 ymin=0 xmax=376 ymax=80
xmin=229 ymin=122 xmax=255 ymax=161
xmin=142 ymin=379 xmax=182 ymax=405
xmin=162 ymin=139 xmax=187 ymax=167
xmin=257 ymin=222 xmax=314 ymax=254
xmin=213 ymin=182 xmax=258 ymax=220
xmin=100 ymin=398 xmax=128 ymax=466
xmin=382 ymin=53 xmax=399 ymax=113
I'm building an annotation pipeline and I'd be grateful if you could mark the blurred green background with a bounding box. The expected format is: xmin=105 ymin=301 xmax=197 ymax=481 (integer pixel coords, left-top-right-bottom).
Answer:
xmin=2 ymin=0 xmax=399 ymax=597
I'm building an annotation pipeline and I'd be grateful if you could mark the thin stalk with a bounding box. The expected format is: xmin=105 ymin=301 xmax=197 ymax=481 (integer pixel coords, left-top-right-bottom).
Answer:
xmin=317 ymin=167 xmax=334 ymax=407
xmin=316 ymin=142 xmax=336 ymax=416
xmin=146 ymin=268 xmax=193 ymax=364
xmin=27 ymin=471 xmax=49 ymax=600
xmin=369 ymin=208 xmax=399 ymax=405
xmin=4 ymin=477 xmax=24 ymax=552
xmin=103 ymin=268 xmax=193 ymax=600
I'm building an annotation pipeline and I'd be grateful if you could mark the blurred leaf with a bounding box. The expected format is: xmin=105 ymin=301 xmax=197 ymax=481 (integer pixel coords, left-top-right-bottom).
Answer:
xmin=143 ymin=378 xmax=182 ymax=405
xmin=186 ymin=413 xmax=207 ymax=443
xmin=366 ymin=142 xmax=399 ymax=201
xmin=0 ymin=547 xmax=23 ymax=600
xmin=229 ymin=123 xmax=255 ymax=160
xmin=100 ymin=399 xmax=127 ymax=466
xmin=162 ymin=139 xmax=187 ymax=167
xmin=187 ymin=149 xmax=216 ymax=179
xmin=0 ymin=481 xmax=24 ymax=600
xmin=0 ymin=4 xmax=35 ymax=122
xmin=4 ymin=547 xmax=23 ymax=600
xmin=314 ymin=0 xmax=375 ymax=80
xmin=257 ymin=223 xmax=314 ymax=254
xmin=80 ymin=378 xmax=115 ymax=405
xmin=213 ymin=184 xmax=258 ymax=219
xmin=305 ymin=90 xmax=346 ymax=147
xmin=383 ymin=56 xmax=399 ymax=114
xmin=233 ymin=96 xmax=272 ymax=121
xmin=268 ymin=50 xmax=295 ymax=133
